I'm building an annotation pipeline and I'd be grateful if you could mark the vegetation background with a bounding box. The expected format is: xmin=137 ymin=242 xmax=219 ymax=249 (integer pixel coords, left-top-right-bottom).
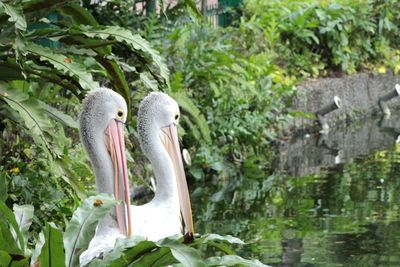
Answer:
xmin=0 ymin=0 xmax=400 ymax=265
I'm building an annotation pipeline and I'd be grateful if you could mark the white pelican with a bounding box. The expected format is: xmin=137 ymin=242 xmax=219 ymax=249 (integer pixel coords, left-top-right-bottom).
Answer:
xmin=133 ymin=92 xmax=194 ymax=241
xmin=79 ymin=89 xmax=194 ymax=265
xmin=79 ymin=88 xmax=131 ymax=265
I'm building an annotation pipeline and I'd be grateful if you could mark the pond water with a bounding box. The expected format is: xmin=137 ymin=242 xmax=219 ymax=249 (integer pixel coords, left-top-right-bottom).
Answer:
xmin=193 ymin=115 xmax=400 ymax=266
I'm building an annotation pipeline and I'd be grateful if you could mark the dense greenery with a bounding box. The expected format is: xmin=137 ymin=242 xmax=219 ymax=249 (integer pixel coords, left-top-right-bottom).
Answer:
xmin=0 ymin=193 xmax=265 ymax=266
xmin=243 ymin=0 xmax=400 ymax=77
xmin=1 ymin=0 xmax=400 ymax=265
xmin=0 ymin=0 xmax=170 ymax=232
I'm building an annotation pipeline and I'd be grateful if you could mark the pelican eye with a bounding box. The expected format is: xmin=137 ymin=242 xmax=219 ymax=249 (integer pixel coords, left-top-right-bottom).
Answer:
xmin=117 ymin=109 xmax=124 ymax=119
xmin=174 ymin=114 xmax=179 ymax=120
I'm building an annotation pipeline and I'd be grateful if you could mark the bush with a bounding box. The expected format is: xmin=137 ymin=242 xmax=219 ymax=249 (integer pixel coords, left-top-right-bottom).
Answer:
xmin=243 ymin=0 xmax=400 ymax=77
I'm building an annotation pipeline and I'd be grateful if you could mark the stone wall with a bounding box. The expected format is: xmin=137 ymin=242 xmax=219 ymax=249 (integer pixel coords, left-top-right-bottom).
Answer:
xmin=291 ymin=72 xmax=400 ymax=133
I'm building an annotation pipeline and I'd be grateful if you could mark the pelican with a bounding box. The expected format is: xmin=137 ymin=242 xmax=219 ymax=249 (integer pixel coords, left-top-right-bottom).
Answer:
xmin=132 ymin=92 xmax=194 ymax=240
xmin=79 ymin=88 xmax=131 ymax=265
xmin=79 ymin=89 xmax=194 ymax=265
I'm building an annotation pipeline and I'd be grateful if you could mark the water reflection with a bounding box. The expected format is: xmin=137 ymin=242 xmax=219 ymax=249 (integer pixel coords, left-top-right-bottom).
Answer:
xmin=277 ymin=114 xmax=400 ymax=177
xmin=193 ymin=114 xmax=400 ymax=266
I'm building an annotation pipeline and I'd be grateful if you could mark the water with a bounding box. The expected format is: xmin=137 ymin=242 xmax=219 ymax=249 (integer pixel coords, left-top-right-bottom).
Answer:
xmin=193 ymin=115 xmax=400 ymax=266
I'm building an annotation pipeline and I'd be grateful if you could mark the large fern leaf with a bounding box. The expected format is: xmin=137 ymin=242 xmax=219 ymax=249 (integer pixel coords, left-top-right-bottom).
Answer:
xmin=75 ymin=25 xmax=169 ymax=85
xmin=25 ymin=42 xmax=100 ymax=91
xmin=0 ymin=81 xmax=53 ymax=155
xmin=0 ymin=2 xmax=26 ymax=31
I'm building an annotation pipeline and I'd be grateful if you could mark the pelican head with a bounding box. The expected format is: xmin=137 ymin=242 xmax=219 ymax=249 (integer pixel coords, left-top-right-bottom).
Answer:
xmin=79 ymin=88 xmax=131 ymax=236
xmin=138 ymin=92 xmax=194 ymax=240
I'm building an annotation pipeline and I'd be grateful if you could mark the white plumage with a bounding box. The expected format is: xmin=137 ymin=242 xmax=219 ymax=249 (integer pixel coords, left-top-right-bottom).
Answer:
xmin=79 ymin=90 xmax=193 ymax=266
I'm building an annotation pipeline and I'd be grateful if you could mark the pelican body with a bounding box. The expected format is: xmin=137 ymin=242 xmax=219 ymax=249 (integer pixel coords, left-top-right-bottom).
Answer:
xmin=79 ymin=89 xmax=193 ymax=265
xmin=132 ymin=92 xmax=193 ymax=240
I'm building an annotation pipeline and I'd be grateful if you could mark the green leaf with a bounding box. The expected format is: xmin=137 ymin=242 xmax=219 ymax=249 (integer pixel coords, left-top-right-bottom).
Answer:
xmin=129 ymin=247 xmax=174 ymax=267
xmin=39 ymin=101 xmax=78 ymax=129
xmin=0 ymin=81 xmax=53 ymax=155
xmin=64 ymin=194 xmax=117 ymax=267
xmin=0 ymin=202 xmax=25 ymax=254
xmin=99 ymin=236 xmax=204 ymax=267
xmin=75 ymin=25 xmax=169 ymax=84
xmin=0 ymin=220 xmax=21 ymax=256
xmin=205 ymin=255 xmax=269 ymax=267
xmin=24 ymin=42 xmax=100 ymax=91
xmin=184 ymin=0 xmax=203 ymax=22
xmin=13 ymin=204 xmax=34 ymax=253
xmin=158 ymin=237 xmax=205 ymax=267
xmin=92 ymin=238 xmax=158 ymax=267
xmin=38 ymin=223 xmax=66 ymax=267
xmin=0 ymin=250 xmax=28 ymax=267
xmin=0 ymin=3 xmax=27 ymax=31
xmin=0 ymin=251 xmax=12 ymax=267
xmin=58 ymin=2 xmax=99 ymax=26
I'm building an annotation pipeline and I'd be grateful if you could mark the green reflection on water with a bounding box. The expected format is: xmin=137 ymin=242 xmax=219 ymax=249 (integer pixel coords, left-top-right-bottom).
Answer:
xmin=192 ymin=146 xmax=400 ymax=266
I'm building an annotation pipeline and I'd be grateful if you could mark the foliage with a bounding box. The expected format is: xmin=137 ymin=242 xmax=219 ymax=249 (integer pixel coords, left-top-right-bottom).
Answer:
xmin=243 ymin=0 xmax=400 ymax=77
xmin=0 ymin=195 xmax=269 ymax=266
xmin=0 ymin=0 xmax=169 ymax=234
xmin=64 ymin=194 xmax=117 ymax=267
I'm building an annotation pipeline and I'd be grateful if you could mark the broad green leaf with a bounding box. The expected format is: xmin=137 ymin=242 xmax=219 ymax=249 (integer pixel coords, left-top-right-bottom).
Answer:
xmin=39 ymin=101 xmax=78 ymax=129
xmin=0 ymin=249 xmax=28 ymax=267
xmin=0 ymin=251 xmax=12 ymax=267
xmin=0 ymin=220 xmax=21 ymax=255
xmin=205 ymin=255 xmax=269 ymax=267
xmin=24 ymin=42 xmax=100 ymax=91
xmin=58 ymin=2 xmax=99 ymax=26
xmin=184 ymin=0 xmax=203 ymax=22
xmin=93 ymin=239 xmax=158 ymax=267
xmin=75 ymin=25 xmax=169 ymax=85
xmin=0 ymin=82 xmax=53 ymax=155
xmin=88 ymin=235 xmax=147 ymax=266
xmin=64 ymin=194 xmax=117 ymax=267
xmin=13 ymin=204 xmax=34 ymax=253
xmin=98 ymin=236 xmax=205 ymax=267
xmin=0 ymin=3 xmax=26 ymax=31
xmin=0 ymin=202 xmax=25 ymax=254
xmin=158 ymin=236 xmax=205 ymax=267
xmin=129 ymin=247 xmax=174 ymax=267
xmin=38 ymin=223 xmax=66 ymax=267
